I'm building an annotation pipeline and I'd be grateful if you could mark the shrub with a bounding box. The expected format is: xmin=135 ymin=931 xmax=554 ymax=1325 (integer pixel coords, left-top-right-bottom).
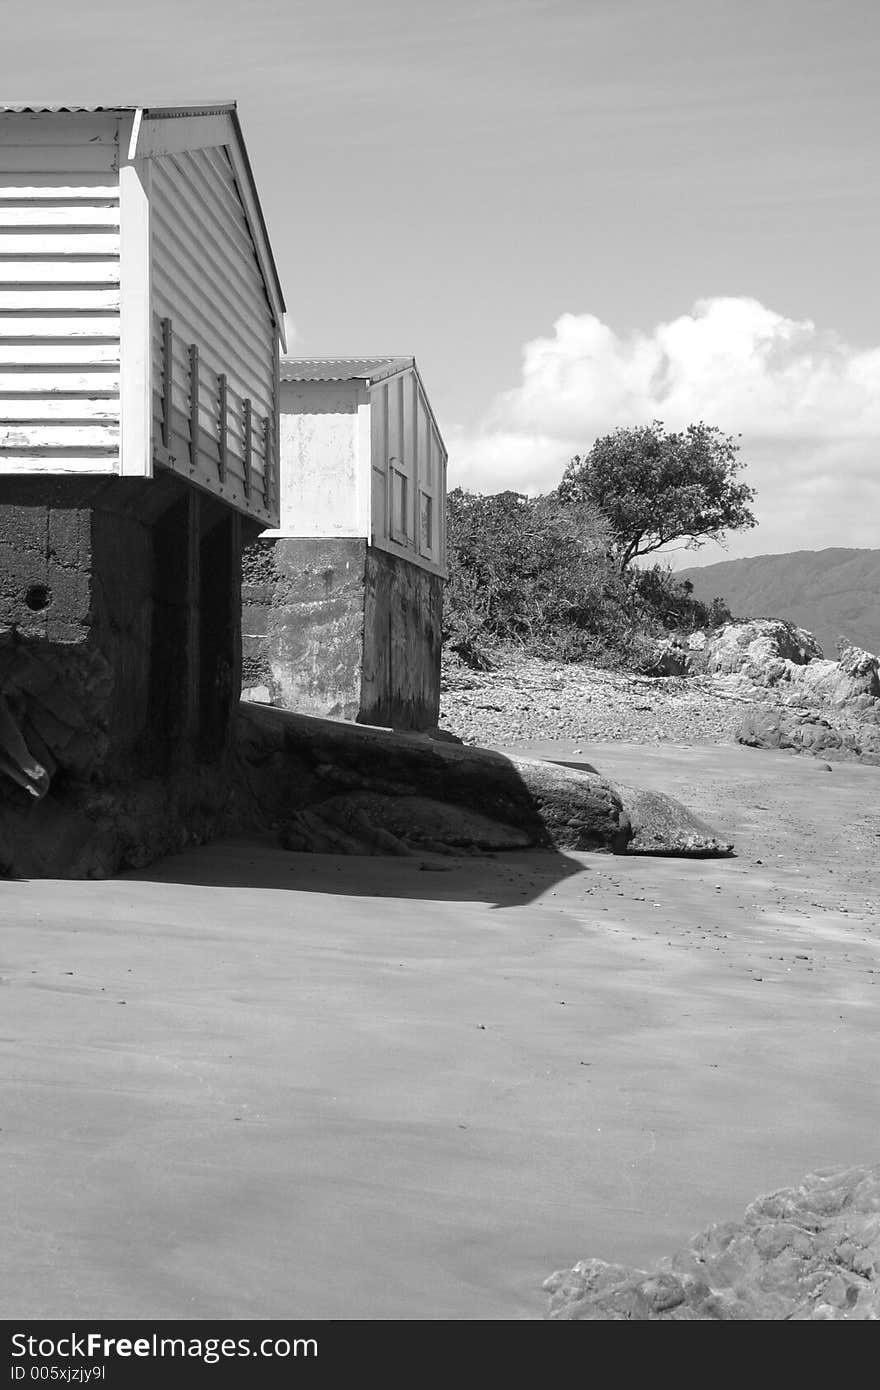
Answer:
xmin=444 ymin=488 xmax=618 ymax=662
xmin=631 ymin=564 xmax=732 ymax=633
xmin=444 ymin=491 xmax=733 ymax=669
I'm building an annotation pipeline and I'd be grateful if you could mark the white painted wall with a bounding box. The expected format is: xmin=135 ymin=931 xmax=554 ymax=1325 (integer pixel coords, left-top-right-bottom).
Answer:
xmin=273 ymin=379 xmax=366 ymax=537
xmin=0 ymin=113 xmax=122 ymax=473
xmin=273 ymin=366 xmax=447 ymax=574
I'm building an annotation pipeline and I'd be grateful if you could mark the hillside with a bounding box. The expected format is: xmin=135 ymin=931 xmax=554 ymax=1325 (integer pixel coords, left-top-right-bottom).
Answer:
xmin=678 ymin=549 xmax=880 ymax=657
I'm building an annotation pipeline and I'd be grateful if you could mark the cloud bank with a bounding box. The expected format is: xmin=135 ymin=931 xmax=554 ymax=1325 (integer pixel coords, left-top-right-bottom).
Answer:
xmin=448 ymin=298 xmax=880 ymax=564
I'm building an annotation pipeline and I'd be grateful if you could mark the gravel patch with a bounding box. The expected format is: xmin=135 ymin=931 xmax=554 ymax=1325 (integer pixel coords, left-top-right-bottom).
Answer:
xmin=440 ymin=654 xmax=754 ymax=746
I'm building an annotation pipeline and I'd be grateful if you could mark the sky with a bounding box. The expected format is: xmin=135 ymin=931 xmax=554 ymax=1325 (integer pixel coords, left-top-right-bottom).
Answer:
xmin=3 ymin=0 xmax=878 ymax=565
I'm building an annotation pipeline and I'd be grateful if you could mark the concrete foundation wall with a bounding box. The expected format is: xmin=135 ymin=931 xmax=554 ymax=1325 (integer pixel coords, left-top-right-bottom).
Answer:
xmin=242 ymin=536 xmax=442 ymax=730
xmin=243 ymin=537 xmax=366 ymax=719
xmin=0 ymin=476 xmax=249 ymax=790
xmin=361 ymin=546 xmax=442 ymax=729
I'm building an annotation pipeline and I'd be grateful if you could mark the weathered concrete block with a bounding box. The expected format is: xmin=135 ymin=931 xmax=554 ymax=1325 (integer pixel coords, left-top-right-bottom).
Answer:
xmin=361 ymin=546 xmax=442 ymax=729
xmin=0 ymin=504 xmax=47 ymax=555
xmin=242 ymin=602 xmax=271 ymax=638
xmin=47 ymin=507 xmax=92 ymax=570
xmin=44 ymin=564 xmax=93 ymax=624
xmin=242 ymin=536 xmax=366 ymax=719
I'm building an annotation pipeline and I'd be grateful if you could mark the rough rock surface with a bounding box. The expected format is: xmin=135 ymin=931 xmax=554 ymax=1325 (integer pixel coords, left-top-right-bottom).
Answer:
xmin=0 ymin=696 xmax=735 ymax=877
xmin=237 ymin=704 xmax=733 ymax=858
xmin=791 ymin=645 xmax=880 ymax=712
xmin=237 ymin=703 xmax=632 ymax=854
xmin=0 ymin=765 xmax=244 ymax=880
xmin=730 ymin=644 xmax=880 ymax=764
xmin=736 ymin=708 xmax=880 ymax=765
xmin=688 ymin=618 xmax=824 ymax=679
xmin=545 ymin=1164 xmax=880 ymax=1319
xmin=617 ymin=784 xmax=733 ymax=857
xmin=0 ymin=628 xmax=112 ymax=783
xmin=280 ymin=792 xmax=535 ymax=856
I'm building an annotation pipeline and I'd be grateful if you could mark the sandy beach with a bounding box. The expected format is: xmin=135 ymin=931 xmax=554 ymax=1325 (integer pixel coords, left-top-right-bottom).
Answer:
xmin=1 ymin=740 xmax=877 ymax=1320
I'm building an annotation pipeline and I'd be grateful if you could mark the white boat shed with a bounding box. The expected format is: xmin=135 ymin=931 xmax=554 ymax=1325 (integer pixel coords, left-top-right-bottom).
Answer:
xmin=242 ymin=357 xmax=448 ymax=730
xmin=0 ymin=101 xmax=285 ymax=804
xmin=0 ymin=101 xmax=284 ymax=523
xmin=272 ymin=356 xmax=446 ymax=574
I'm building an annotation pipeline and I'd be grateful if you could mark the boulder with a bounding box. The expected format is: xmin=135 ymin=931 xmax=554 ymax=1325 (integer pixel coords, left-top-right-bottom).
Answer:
xmin=644 ymin=637 xmax=690 ymax=677
xmin=237 ymin=703 xmax=632 ymax=854
xmin=736 ymin=702 xmax=880 ymax=766
xmin=617 ymin=785 xmax=734 ymax=857
xmin=545 ymin=1164 xmax=880 ymax=1319
xmin=237 ymin=705 xmax=735 ymax=859
xmin=280 ymin=793 xmax=535 ymax=856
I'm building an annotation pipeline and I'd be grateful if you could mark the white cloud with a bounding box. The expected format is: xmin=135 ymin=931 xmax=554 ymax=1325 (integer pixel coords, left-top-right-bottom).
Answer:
xmin=448 ymin=297 xmax=880 ymax=564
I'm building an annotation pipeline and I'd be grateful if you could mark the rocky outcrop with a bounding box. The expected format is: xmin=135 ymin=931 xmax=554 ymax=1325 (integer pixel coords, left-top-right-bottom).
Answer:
xmin=0 ymin=701 xmax=736 ymax=877
xmin=237 ymin=703 xmax=631 ymax=855
xmin=644 ymin=636 xmax=690 ymax=677
xmin=0 ymin=627 xmax=112 ymax=786
xmin=686 ymin=619 xmax=824 ymax=680
xmin=545 ymin=1164 xmax=880 ymax=1319
xmin=0 ymin=764 xmax=245 ymax=880
xmin=731 ymin=643 xmax=880 ymax=764
xmin=789 ymin=645 xmax=880 ymax=715
xmin=645 ymin=624 xmax=880 ymax=766
xmin=736 ymin=708 xmax=880 ymax=764
xmin=237 ymin=704 xmax=733 ymax=859
xmin=279 ymin=793 xmax=535 ymax=856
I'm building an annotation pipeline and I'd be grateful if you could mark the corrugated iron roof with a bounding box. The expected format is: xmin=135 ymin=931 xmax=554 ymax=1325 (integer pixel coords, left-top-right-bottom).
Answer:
xmin=0 ymin=103 xmax=135 ymax=112
xmin=280 ymin=356 xmax=414 ymax=384
xmin=0 ymin=102 xmax=235 ymax=115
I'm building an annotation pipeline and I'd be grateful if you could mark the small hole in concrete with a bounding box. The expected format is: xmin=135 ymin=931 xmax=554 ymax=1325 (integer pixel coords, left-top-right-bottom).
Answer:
xmin=24 ymin=584 xmax=52 ymax=612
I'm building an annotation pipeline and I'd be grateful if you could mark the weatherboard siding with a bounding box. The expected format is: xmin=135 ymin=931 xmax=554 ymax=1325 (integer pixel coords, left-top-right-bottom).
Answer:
xmin=150 ymin=145 xmax=277 ymax=523
xmin=0 ymin=115 xmax=121 ymax=473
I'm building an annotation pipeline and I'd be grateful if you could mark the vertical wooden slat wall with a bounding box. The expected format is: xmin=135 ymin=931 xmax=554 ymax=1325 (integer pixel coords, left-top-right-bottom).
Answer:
xmin=0 ymin=114 xmax=122 ymax=473
xmin=368 ymin=367 xmax=446 ymax=571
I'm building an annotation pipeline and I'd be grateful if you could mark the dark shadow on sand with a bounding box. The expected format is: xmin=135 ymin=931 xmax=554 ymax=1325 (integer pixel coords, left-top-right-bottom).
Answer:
xmin=545 ymin=758 xmax=601 ymax=775
xmin=121 ymin=837 xmax=590 ymax=910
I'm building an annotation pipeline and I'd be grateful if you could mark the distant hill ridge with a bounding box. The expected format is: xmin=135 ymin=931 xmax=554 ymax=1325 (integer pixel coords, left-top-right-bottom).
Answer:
xmin=678 ymin=548 xmax=880 ymax=658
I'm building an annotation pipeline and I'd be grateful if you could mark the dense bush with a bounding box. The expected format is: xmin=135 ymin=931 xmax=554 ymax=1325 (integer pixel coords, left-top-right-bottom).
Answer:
xmin=444 ymin=488 xmax=617 ymax=663
xmin=444 ymin=488 xmax=733 ymax=669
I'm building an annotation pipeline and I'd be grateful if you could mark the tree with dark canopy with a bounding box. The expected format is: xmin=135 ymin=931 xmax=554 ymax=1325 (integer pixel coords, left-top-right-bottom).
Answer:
xmin=558 ymin=420 xmax=756 ymax=571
